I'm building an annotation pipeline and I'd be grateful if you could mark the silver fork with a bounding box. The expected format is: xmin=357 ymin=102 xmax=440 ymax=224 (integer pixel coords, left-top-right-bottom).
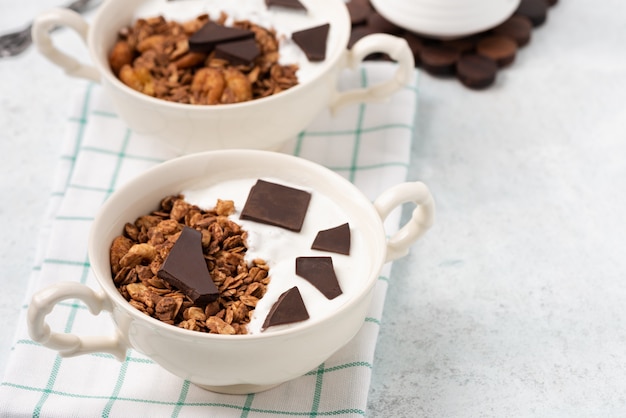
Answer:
xmin=0 ymin=0 xmax=101 ymax=58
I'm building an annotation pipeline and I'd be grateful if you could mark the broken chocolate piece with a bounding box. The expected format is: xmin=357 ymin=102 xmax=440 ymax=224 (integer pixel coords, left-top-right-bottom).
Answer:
xmin=292 ymin=23 xmax=330 ymax=62
xmin=262 ymin=286 xmax=309 ymax=330
xmin=240 ymin=179 xmax=311 ymax=232
xmin=311 ymin=223 xmax=351 ymax=255
xmin=188 ymin=22 xmax=255 ymax=54
xmin=296 ymin=256 xmax=342 ymax=300
xmin=157 ymin=226 xmax=219 ymax=305
xmin=265 ymin=0 xmax=307 ymax=11
xmin=214 ymin=38 xmax=260 ymax=66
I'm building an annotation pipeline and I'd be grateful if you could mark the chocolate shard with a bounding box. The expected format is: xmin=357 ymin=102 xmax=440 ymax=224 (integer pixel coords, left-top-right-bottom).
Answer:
xmin=188 ymin=21 xmax=255 ymax=54
xmin=157 ymin=226 xmax=219 ymax=305
xmin=295 ymin=256 xmax=342 ymax=300
xmin=311 ymin=223 xmax=351 ymax=255
xmin=292 ymin=23 xmax=330 ymax=62
xmin=262 ymin=286 xmax=309 ymax=330
xmin=240 ymin=179 xmax=311 ymax=232
xmin=214 ymin=38 xmax=260 ymax=66
xmin=265 ymin=0 xmax=307 ymax=11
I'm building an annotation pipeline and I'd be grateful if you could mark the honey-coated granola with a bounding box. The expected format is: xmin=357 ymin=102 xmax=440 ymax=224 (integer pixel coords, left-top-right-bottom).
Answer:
xmin=108 ymin=13 xmax=299 ymax=104
xmin=110 ymin=195 xmax=270 ymax=335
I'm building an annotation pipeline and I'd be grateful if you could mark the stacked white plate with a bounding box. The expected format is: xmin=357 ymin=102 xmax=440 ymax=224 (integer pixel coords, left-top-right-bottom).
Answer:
xmin=369 ymin=0 xmax=521 ymax=39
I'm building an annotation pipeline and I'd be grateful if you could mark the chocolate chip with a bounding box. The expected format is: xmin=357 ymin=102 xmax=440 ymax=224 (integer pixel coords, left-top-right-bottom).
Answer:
xmin=492 ymin=15 xmax=533 ymax=46
xmin=157 ymin=226 xmax=219 ymax=305
xmin=265 ymin=0 xmax=307 ymax=11
xmin=476 ymin=35 xmax=518 ymax=67
xmin=311 ymin=223 xmax=351 ymax=255
xmin=514 ymin=0 xmax=548 ymax=26
xmin=456 ymin=54 xmax=498 ymax=90
xmin=292 ymin=23 xmax=330 ymax=62
xmin=420 ymin=45 xmax=460 ymax=77
xmin=240 ymin=179 xmax=311 ymax=232
xmin=296 ymin=256 xmax=343 ymax=300
xmin=214 ymin=38 xmax=260 ymax=66
xmin=262 ymin=286 xmax=309 ymax=330
xmin=188 ymin=22 xmax=255 ymax=54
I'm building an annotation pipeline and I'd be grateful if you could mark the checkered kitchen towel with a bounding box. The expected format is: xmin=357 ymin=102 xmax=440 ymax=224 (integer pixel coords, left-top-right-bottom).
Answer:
xmin=0 ymin=62 xmax=419 ymax=417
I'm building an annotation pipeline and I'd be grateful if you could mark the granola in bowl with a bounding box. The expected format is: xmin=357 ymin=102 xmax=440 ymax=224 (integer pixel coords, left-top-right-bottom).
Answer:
xmin=109 ymin=13 xmax=300 ymax=105
xmin=110 ymin=195 xmax=270 ymax=335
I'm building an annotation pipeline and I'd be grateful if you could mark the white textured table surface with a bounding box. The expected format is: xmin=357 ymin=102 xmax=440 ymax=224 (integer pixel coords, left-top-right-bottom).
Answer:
xmin=3 ymin=1 xmax=626 ymax=416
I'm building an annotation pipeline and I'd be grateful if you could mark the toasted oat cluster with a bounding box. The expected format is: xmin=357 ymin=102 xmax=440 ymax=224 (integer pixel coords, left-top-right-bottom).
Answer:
xmin=108 ymin=13 xmax=299 ymax=104
xmin=110 ymin=195 xmax=270 ymax=335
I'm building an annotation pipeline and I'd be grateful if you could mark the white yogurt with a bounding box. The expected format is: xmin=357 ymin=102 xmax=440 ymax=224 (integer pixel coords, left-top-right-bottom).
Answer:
xmin=181 ymin=178 xmax=367 ymax=334
xmin=133 ymin=0 xmax=333 ymax=85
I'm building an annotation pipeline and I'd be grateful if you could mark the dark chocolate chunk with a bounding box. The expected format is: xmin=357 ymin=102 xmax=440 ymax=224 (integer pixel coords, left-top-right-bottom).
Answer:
xmin=420 ymin=45 xmax=460 ymax=77
xmin=188 ymin=22 xmax=255 ymax=54
xmin=262 ymin=286 xmax=309 ymax=330
xmin=157 ymin=226 xmax=219 ymax=305
xmin=456 ymin=54 xmax=498 ymax=90
xmin=214 ymin=38 xmax=260 ymax=66
xmin=311 ymin=223 xmax=351 ymax=255
xmin=492 ymin=15 xmax=533 ymax=47
xmin=240 ymin=179 xmax=311 ymax=232
xmin=346 ymin=0 xmax=372 ymax=26
xmin=265 ymin=0 xmax=307 ymax=11
xmin=292 ymin=23 xmax=330 ymax=62
xmin=296 ymin=256 xmax=342 ymax=300
xmin=514 ymin=0 xmax=548 ymax=26
xmin=476 ymin=36 xmax=518 ymax=67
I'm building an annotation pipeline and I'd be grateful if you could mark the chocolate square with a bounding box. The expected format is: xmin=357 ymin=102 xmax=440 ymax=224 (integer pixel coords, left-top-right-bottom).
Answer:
xmin=240 ymin=179 xmax=311 ymax=232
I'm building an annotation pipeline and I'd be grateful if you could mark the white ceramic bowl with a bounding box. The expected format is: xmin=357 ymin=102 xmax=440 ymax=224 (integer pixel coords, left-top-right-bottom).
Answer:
xmin=32 ymin=0 xmax=414 ymax=153
xmin=27 ymin=150 xmax=434 ymax=394
xmin=370 ymin=0 xmax=521 ymax=39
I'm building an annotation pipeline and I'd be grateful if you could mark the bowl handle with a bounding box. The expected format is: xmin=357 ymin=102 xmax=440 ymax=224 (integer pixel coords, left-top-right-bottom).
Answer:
xmin=374 ymin=182 xmax=435 ymax=263
xmin=330 ymin=33 xmax=414 ymax=111
xmin=31 ymin=8 xmax=100 ymax=82
xmin=27 ymin=281 xmax=127 ymax=360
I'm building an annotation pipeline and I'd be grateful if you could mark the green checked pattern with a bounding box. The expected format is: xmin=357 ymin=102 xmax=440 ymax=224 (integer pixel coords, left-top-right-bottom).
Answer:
xmin=0 ymin=63 xmax=419 ymax=417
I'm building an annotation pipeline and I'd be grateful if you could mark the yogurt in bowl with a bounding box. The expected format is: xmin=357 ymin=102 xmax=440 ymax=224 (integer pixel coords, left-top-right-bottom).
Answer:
xmin=27 ymin=150 xmax=434 ymax=394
